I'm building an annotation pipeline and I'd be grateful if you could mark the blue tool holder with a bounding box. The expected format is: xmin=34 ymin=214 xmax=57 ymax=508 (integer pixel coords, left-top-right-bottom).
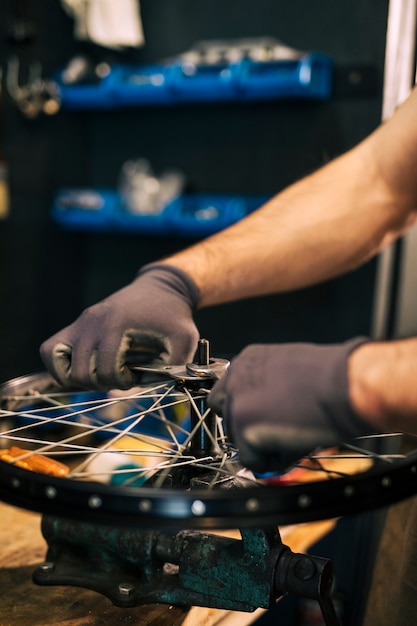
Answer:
xmin=169 ymin=61 xmax=240 ymax=102
xmin=56 ymin=70 xmax=118 ymax=110
xmin=55 ymin=52 xmax=333 ymax=109
xmin=51 ymin=189 xmax=269 ymax=237
xmin=114 ymin=203 xmax=173 ymax=236
xmin=51 ymin=188 xmax=121 ymax=231
xmin=166 ymin=194 xmax=246 ymax=235
xmin=237 ymin=52 xmax=333 ymax=100
xmin=112 ymin=64 xmax=175 ymax=106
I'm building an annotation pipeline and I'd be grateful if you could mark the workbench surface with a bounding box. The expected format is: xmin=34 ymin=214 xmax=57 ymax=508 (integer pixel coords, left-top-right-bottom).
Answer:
xmin=0 ymin=501 xmax=335 ymax=626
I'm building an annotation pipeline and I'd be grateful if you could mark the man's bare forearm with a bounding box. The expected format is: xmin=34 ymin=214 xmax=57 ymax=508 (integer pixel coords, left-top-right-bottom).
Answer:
xmin=348 ymin=338 xmax=417 ymax=434
xmin=162 ymin=89 xmax=417 ymax=308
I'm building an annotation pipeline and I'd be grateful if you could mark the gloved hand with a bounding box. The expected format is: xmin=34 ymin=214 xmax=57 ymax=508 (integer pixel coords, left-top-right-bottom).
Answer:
xmin=208 ymin=338 xmax=377 ymax=473
xmin=40 ymin=263 xmax=200 ymax=390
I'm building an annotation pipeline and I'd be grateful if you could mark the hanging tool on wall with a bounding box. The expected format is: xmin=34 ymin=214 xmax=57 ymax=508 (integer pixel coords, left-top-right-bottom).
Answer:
xmin=0 ymin=66 xmax=10 ymax=220
xmin=6 ymin=56 xmax=61 ymax=118
xmin=4 ymin=0 xmax=61 ymax=119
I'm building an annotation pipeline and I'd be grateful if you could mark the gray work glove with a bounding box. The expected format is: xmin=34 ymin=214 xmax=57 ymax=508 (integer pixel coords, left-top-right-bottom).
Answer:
xmin=40 ymin=263 xmax=199 ymax=390
xmin=208 ymin=338 xmax=376 ymax=473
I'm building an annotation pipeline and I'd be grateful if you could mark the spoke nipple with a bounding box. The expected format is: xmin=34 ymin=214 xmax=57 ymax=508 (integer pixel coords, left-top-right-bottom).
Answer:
xmin=297 ymin=494 xmax=312 ymax=508
xmin=191 ymin=499 xmax=206 ymax=516
xmin=38 ymin=561 xmax=55 ymax=573
xmin=138 ymin=498 xmax=152 ymax=512
xmin=246 ymin=497 xmax=259 ymax=511
xmin=118 ymin=582 xmax=135 ymax=597
xmin=88 ymin=495 xmax=102 ymax=508
xmin=343 ymin=485 xmax=355 ymax=497
xmin=45 ymin=486 xmax=57 ymax=499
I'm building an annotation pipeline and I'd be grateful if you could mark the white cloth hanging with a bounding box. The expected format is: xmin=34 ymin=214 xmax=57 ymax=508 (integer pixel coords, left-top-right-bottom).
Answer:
xmin=372 ymin=0 xmax=417 ymax=339
xmin=382 ymin=0 xmax=417 ymax=120
xmin=61 ymin=0 xmax=145 ymax=49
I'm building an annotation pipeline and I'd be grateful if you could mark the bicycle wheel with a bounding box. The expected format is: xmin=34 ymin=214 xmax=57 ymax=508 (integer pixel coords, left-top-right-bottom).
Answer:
xmin=0 ymin=359 xmax=416 ymax=529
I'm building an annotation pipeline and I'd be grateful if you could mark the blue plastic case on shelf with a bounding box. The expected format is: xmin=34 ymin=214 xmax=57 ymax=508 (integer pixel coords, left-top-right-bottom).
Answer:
xmin=114 ymin=194 xmax=270 ymax=236
xmin=112 ymin=64 xmax=175 ymax=106
xmin=55 ymin=51 xmax=333 ymax=109
xmin=166 ymin=194 xmax=261 ymax=236
xmin=237 ymin=53 xmax=333 ymax=100
xmin=56 ymin=70 xmax=118 ymax=110
xmin=114 ymin=205 xmax=173 ymax=236
xmin=52 ymin=188 xmax=121 ymax=231
xmin=52 ymin=189 xmax=269 ymax=237
xmin=170 ymin=61 xmax=240 ymax=102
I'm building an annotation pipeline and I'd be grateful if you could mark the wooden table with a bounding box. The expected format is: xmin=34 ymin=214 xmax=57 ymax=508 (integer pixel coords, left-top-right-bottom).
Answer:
xmin=0 ymin=501 xmax=336 ymax=626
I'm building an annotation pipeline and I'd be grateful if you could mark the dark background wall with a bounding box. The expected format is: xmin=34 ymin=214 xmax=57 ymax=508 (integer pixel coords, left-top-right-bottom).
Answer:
xmin=0 ymin=0 xmax=387 ymax=380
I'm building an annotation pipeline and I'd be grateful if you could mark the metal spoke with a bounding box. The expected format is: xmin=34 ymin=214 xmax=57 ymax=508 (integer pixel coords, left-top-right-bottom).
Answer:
xmin=1 ymin=368 xmax=417 ymax=528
